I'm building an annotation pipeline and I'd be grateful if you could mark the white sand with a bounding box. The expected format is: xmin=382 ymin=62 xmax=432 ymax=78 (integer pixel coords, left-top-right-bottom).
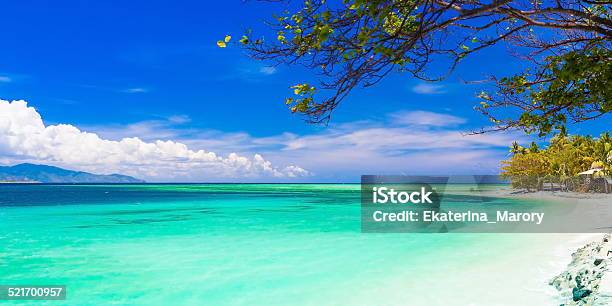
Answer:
xmin=479 ymin=188 xmax=612 ymax=204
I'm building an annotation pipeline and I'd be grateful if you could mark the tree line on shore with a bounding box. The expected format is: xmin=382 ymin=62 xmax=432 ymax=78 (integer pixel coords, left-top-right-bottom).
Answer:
xmin=501 ymin=131 xmax=612 ymax=192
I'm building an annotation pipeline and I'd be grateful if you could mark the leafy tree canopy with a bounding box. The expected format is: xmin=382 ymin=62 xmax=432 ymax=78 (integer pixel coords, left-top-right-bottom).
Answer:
xmin=224 ymin=0 xmax=611 ymax=135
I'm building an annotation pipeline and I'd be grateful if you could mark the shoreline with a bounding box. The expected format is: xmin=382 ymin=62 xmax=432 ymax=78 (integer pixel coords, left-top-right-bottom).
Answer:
xmin=475 ymin=187 xmax=612 ymax=204
xmin=475 ymin=188 xmax=612 ymax=305
xmin=550 ymin=234 xmax=612 ymax=305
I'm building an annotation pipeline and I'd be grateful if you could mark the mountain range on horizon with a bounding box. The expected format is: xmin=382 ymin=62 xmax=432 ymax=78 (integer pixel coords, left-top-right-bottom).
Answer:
xmin=0 ymin=163 xmax=145 ymax=183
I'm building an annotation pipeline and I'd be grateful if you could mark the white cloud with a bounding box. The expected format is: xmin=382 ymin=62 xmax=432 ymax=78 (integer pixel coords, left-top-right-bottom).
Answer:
xmin=259 ymin=66 xmax=277 ymax=75
xmin=0 ymin=99 xmax=309 ymax=181
xmin=389 ymin=110 xmax=466 ymax=127
xmin=412 ymin=83 xmax=445 ymax=94
xmin=253 ymin=122 xmax=523 ymax=179
xmin=0 ymin=76 xmax=11 ymax=83
xmin=86 ymin=109 xmax=523 ymax=181
xmin=123 ymin=87 xmax=148 ymax=93
xmin=167 ymin=115 xmax=191 ymax=124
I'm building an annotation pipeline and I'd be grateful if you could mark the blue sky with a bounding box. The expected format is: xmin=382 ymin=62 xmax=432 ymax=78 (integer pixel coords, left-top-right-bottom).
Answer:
xmin=0 ymin=1 xmax=609 ymax=182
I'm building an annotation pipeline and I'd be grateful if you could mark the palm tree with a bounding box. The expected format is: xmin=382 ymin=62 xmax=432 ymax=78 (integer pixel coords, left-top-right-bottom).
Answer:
xmin=594 ymin=132 xmax=612 ymax=175
xmin=509 ymin=141 xmax=525 ymax=155
xmin=502 ymin=131 xmax=611 ymax=192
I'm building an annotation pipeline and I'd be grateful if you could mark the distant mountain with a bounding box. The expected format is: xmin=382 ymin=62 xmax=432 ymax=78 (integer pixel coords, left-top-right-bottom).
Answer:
xmin=0 ymin=163 xmax=145 ymax=183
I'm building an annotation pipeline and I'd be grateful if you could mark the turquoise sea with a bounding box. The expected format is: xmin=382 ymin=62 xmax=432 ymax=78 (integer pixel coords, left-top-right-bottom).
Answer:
xmin=0 ymin=184 xmax=584 ymax=305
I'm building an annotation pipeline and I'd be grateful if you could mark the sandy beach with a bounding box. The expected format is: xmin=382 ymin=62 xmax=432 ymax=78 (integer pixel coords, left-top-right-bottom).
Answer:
xmin=469 ymin=187 xmax=612 ymax=305
xmin=479 ymin=188 xmax=612 ymax=204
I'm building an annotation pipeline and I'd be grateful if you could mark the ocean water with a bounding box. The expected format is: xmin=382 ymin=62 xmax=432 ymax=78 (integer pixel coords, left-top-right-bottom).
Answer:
xmin=0 ymin=184 xmax=583 ymax=305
